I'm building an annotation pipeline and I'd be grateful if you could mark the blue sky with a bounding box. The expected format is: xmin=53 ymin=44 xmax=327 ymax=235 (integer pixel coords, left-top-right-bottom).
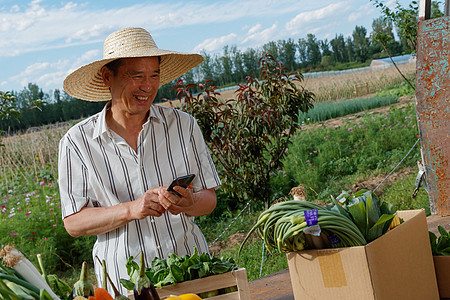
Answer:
xmin=0 ymin=0 xmax=412 ymax=94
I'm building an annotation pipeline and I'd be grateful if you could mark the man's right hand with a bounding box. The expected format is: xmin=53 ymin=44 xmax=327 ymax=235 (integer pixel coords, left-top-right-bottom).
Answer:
xmin=132 ymin=187 xmax=166 ymax=219
xmin=63 ymin=187 xmax=166 ymax=237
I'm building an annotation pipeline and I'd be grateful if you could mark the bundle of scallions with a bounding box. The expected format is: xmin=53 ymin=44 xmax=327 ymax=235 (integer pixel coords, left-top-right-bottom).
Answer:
xmin=239 ymin=200 xmax=367 ymax=256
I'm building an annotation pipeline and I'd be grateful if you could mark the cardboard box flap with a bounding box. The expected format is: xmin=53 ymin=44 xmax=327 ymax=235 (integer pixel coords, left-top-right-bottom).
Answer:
xmin=396 ymin=209 xmax=425 ymax=222
xmin=365 ymin=209 xmax=439 ymax=300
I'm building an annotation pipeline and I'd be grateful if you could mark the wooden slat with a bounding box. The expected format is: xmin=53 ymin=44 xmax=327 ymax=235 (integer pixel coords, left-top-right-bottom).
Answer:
xmin=234 ymin=268 xmax=251 ymax=300
xmin=128 ymin=268 xmax=250 ymax=300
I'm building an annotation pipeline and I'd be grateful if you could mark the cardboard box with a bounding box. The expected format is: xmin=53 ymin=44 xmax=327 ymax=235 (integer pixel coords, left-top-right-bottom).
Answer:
xmin=433 ymin=255 xmax=450 ymax=298
xmin=286 ymin=209 xmax=439 ymax=300
xmin=128 ymin=268 xmax=251 ymax=300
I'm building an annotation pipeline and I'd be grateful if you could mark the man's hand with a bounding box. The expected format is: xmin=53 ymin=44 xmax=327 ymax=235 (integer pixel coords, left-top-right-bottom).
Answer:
xmin=63 ymin=187 xmax=166 ymax=237
xmin=132 ymin=187 xmax=166 ymax=219
xmin=158 ymin=184 xmax=195 ymax=215
xmin=158 ymin=185 xmax=217 ymax=217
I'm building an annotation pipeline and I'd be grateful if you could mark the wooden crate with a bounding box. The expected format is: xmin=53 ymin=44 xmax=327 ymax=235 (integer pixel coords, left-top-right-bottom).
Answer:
xmin=128 ymin=268 xmax=251 ymax=300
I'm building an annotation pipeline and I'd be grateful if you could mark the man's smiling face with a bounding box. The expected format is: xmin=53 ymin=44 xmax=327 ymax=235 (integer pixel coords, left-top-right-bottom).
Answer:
xmin=103 ymin=56 xmax=160 ymax=117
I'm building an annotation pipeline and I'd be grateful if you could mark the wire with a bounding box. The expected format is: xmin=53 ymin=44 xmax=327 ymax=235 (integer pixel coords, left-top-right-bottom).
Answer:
xmin=259 ymin=240 xmax=266 ymax=278
xmin=208 ymin=199 xmax=253 ymax=248
xmin=374 ymin=138 xmax=420 ymax=192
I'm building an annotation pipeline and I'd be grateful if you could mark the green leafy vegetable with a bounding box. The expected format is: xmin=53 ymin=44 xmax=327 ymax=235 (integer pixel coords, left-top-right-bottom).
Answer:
xmin=332 ymin=189 xmax=396 ymax=242
xmin=429 ymin=226 xmax=450 ymax=256
xmin=144 ymin=247 xmax=238 ymax=288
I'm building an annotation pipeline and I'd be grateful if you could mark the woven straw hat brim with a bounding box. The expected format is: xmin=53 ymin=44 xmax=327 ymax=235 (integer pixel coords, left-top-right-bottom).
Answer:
xmin=63 ymin=27 xmax=203 ymax=102
xmin=63 ymin=51 xmax=203 ymax=102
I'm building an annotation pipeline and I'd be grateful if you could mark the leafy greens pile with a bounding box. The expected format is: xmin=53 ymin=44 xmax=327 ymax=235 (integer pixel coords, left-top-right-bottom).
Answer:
xmin=330 ymin=189 xmax=397 ymax=242
xmin=429 ymin=226 xmax=450 ymax=256
xmin=122 ymin=247 xmax=238 ymax=289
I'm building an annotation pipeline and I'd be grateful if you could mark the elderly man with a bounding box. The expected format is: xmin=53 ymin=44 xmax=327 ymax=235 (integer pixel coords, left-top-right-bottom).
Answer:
xmin=58 ymin=27 xmax=221 ymax=294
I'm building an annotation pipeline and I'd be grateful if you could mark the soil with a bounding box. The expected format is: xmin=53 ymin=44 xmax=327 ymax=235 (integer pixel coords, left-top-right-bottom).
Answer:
xmin=209 ymin=232 xmax=248 ymax=255
xmin=208 ymin=95 xmax=419 ymax=254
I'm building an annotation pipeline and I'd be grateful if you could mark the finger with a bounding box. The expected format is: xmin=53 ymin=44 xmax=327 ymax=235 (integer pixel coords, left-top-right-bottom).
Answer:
xmin=167 ymin=204 xmax=184 ymax=215
xmin=172 ymin=186 xmax=188 ymax=198
xmin=148 ymin=200 xmax=166 ymax=214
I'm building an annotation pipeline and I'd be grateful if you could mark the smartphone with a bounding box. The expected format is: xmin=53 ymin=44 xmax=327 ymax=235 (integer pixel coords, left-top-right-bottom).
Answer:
xmin=167 ymin=174 xmax=196 ymax=197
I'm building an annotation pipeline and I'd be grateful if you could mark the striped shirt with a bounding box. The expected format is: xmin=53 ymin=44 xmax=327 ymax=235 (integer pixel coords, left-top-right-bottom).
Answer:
xmin=58 ymin=103 xmax=221 ymax=294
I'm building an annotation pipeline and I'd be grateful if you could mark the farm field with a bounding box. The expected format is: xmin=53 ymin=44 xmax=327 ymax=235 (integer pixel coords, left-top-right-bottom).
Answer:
xmin=161 ymin=63 xmax=415 ymax=107
xmin=0 ymin=64 xmax=427 ymax=285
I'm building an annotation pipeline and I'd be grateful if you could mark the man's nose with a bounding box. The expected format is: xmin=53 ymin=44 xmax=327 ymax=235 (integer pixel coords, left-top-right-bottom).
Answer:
xmin=140 ymin=77 xmax=154 ymax=92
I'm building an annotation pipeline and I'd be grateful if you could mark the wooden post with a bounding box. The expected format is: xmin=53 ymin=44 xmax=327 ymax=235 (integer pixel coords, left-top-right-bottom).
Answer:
xmin=415 ymin=0 xmax=450 ymax=216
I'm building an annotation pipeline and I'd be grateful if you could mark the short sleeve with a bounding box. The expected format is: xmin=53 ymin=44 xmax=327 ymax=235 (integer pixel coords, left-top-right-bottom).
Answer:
xmin=58 ymin=134 xmax=94 ymax=218
xmin=190 ymin=118 xmax=222 ymax=192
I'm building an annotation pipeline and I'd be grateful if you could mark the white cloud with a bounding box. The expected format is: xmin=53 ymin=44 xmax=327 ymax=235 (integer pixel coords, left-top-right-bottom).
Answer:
xmin=0 ymin=0 xmax=316 ymax=58
xmin=67 ymin=25 xmax=107 ymax=43
xmin=66 ymin=49 xmax=101 ymax=76
xmin=242 ymin=23 xmax=278 ymax=47
xmin=247 ymin=24 xmax=262 ymax=35
xmin=285 ymin=2 xmax=349 ymax=35
xmin=10 ymin=5 xmax=20 ymax=13
xmin=193 ymin=33 xmax=238 ymax=52
xmin=348 ymin=3 xmax=375 ymax=23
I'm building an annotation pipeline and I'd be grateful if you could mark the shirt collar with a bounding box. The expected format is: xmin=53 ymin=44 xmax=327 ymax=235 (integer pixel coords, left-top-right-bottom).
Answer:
xmin=92 ymin=102 xmax=163 ymax=140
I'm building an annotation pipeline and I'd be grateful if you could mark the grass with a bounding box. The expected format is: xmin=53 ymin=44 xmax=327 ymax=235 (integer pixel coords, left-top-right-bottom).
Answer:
xmin=296 ymin=94 xmax=400 ymax=124
xmin=0 ymin=74 xmax=426 ymax=286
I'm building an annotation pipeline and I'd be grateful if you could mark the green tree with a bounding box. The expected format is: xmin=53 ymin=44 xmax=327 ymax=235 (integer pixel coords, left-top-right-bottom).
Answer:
xmin=220 ymin=45 xmax=234 ymax=85
xmin=242 ymin=48 xmax=260 ymax=77
xmin=371 ymin=16 xmax=401 ymax=57
xmin=370 ymin=0 xmax=443 ymax=53
xmin=15 ymin=83 xmax=47 ymax=109
xmin=262 ymin=41 xmax=279 ymax=61
xmin=319 ymin=39 xmax=333 ymax=58
xmin=199 ymin=51 xmax=215 ymax=82
xmin=277 ymin=38 xmax=297 ymax=71
xmin=297 ymin=38 xmax=308 ymax=66
xmin=306 ymin=34 xmax=321 ymax=66
xmin=175 ymin=54 xmax=314 ymax=208
xmin=330 ymin=34 xmax=348 ymax=63
xmin=231 ymin=46 xmax=246 ymax=83
xmin=0 ymin=91 xmax=19 ymax=121
xmin=346 ymin=36 xmax=355 ymax=62
xmin=352 ymin=25 xmax=370 ymax=62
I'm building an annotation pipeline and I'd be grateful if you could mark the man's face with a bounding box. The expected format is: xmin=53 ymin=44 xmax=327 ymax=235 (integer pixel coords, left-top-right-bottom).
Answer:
xmin=103 ymin=56 xmax=160 ymax=117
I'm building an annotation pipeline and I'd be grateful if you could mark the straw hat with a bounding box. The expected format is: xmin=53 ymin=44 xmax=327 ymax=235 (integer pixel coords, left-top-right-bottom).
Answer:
xmin=63 ymin=27 xmax=204 ymax=101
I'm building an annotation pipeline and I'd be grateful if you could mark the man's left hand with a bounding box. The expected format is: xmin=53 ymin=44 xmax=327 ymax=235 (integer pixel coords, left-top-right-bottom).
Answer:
xmin=158 ymin=185 xmax=195 ymax=215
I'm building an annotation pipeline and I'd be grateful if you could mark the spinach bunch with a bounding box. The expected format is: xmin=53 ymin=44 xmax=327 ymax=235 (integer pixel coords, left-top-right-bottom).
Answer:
xmin=145 ymin=247 xmax=237 ymax=288
xmin=429 ymin=226 xmax=450 ymax=256
xmin=331 ymin=189 xmax=397 ymax=242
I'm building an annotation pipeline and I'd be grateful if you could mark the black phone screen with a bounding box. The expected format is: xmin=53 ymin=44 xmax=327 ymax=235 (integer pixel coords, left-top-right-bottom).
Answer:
xmin=167 ymin=174 xmax=195 ymax=196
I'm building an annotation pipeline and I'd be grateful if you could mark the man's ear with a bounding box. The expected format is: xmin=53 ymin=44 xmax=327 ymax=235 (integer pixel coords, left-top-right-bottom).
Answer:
xmin=101 ymin=66 xmax=112 ymax=87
